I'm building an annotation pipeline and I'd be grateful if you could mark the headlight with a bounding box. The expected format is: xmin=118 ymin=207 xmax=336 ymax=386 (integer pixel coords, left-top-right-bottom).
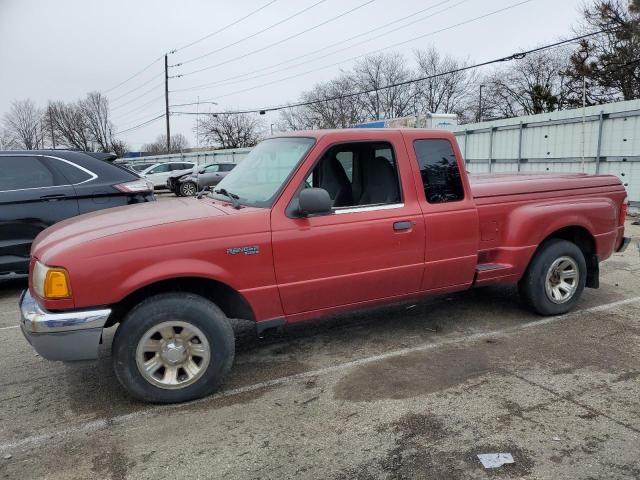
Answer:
xmin=33 ymin=261 xmax=72 ymax=299
xmin=179 ymin=175 xmax=190 ymax=181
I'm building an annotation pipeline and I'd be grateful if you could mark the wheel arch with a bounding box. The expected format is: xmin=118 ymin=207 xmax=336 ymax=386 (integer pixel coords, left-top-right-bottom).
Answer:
xmin=524 ymin=225 xmax=598 ymax=288
xmin=106 ymin=276 xmax=255 ymax=328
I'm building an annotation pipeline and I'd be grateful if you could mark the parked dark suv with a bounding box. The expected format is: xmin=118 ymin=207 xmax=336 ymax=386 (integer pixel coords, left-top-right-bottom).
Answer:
xmin=0 ymin=150 xmax=155 ymax=275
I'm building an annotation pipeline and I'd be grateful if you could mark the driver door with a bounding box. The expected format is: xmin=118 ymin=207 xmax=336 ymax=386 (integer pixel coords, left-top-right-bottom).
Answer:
xmin=270 ymin=134 xmax=425 ymax=317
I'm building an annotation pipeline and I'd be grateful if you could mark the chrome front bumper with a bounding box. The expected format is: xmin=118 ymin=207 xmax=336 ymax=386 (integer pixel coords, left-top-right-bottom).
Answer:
xmin=19 ymin=290 xmax=112 ymax=361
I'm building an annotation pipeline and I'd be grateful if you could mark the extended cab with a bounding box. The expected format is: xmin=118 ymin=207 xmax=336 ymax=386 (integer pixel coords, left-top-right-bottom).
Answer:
xmin=19 ymin=129 xmax=630 ymax=403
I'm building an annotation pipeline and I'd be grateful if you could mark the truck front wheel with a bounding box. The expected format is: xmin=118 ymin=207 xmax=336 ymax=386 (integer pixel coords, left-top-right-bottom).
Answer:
xmin=518 ymin=239 xmax=587 ymax=316
xmin=112 ymin=293 xmax=235 ymax=403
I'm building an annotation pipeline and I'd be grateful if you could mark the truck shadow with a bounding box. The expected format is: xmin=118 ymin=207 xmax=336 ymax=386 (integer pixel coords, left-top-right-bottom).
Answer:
xmin=60 ymin=284 xmax=527 ymax=415
xmin=57 ymin=282 xmax=618 ymax=416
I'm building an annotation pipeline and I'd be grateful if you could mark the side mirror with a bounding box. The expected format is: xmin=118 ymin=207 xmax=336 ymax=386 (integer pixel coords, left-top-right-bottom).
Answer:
xmin=198 ymin=168 xmax=206 ymax=174
xmin=298 ymin=188 xmax=332 ymax=216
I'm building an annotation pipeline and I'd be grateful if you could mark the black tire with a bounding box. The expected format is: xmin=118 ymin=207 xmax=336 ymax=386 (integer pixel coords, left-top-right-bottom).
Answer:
xmin=180 ymin=181 xmax=198 ymax=196
xmin=112 ymin=293 xmax=235 ymax=403
xmin=518 ymin=239 xmax=587 ymax=316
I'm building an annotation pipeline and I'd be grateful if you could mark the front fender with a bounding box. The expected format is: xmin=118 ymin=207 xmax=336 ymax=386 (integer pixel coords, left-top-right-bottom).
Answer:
xmin=117 ymin=258 xmax=237 ymax=300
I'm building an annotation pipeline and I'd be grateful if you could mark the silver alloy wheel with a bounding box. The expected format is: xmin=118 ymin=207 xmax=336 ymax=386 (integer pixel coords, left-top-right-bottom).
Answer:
xmin=135 ymin=321 xmax=210 ymax=390
xmin=544 ymin=256 xmax=579 ymax=304
xmin=181 ymin=182 xmax=197 ymax=196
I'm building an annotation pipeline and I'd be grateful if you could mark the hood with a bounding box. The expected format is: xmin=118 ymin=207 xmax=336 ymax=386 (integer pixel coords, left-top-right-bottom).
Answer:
xmin=32 ymin=197 xmax=227 ymax=260
xmin=167 ymin=167 xmax=196 ymax=179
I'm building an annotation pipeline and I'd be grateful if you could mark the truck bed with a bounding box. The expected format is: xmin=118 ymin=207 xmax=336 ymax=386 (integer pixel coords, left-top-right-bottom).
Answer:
xmin=469 ymin=173 xmax=623 ymax=203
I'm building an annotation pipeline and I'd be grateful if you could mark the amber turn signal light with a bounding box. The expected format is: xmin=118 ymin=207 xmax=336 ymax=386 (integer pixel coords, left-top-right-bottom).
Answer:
xmin=43 ymin=269 xmax=71 ymax=299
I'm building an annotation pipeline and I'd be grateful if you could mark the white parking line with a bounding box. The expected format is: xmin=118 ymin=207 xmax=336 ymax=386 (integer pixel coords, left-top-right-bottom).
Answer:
xmin=1 ymin=295 xmax=639 ymax=453
xmin=0 ymin=325 xmax=18 ymax=331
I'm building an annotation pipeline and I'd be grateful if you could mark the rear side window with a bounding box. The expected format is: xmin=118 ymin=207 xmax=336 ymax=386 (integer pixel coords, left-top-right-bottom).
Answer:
xmin=413 ymin=139 xmax=464 ymax=203
xmin=0 ymin=156 xmax=57 ymax=191
xmin=45 ymin=158 xmax=93 ymax=184
xmin=150 ymin=164 xmax=170 ymax=173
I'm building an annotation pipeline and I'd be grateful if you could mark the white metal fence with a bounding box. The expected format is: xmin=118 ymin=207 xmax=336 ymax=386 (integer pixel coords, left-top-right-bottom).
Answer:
xmin=125 ymin=147 xmax=252 ymax=166
xmin=124 ymin=101 xmax=640 ymax=208
xmin=452 ymin=99 xmax=640 ymax=207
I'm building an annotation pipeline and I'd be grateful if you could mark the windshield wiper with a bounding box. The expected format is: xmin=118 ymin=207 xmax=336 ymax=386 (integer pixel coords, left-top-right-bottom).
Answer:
xmin=213 ymin=188 xmax=242 ymax=209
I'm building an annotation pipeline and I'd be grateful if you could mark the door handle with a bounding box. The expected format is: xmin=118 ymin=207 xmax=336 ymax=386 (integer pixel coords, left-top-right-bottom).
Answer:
xmin=393 ymin=221 xmax=413 ymax=231
xmin=40 ymin=194 xmax=66 ymax=200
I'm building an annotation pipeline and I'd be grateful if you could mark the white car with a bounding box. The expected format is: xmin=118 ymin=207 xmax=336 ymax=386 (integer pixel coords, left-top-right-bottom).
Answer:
xmin=140 ymin=162 xmax=196 ymax=189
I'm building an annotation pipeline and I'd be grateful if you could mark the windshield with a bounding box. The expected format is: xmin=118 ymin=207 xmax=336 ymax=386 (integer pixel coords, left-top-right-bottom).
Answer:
xmin=213 ymin=137 xmax=315 ymax=208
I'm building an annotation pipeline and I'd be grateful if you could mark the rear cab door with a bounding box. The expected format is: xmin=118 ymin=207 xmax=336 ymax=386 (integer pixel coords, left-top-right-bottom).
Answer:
xmin=401 ymin=131 xmax=479 ymax=291
xmin=270 ymin=130 xmax=426 ymax=318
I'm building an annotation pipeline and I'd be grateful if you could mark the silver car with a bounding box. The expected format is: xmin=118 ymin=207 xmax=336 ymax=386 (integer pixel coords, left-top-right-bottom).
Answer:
xmin=174 ymin=163 xmax=235 ymax=196
xmin=140 ymin=161 xmax=196 ymax=189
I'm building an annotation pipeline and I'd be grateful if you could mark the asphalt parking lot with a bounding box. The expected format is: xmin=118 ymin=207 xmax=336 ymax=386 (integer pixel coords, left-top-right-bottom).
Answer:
xmin=1 ymin=211 xmax=639 ymax=479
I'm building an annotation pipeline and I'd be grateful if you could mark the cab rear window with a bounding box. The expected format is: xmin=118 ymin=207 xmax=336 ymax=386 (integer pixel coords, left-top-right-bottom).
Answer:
xmin=413 ymin=139 xmax=464 ymax=204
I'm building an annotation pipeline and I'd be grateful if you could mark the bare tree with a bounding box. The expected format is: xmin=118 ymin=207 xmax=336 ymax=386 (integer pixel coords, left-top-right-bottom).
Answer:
xmin=279 ymin=74 xmax=366 ymax=130
xmin=2 ymin=99 xmax=43 ymax=149
xmin=277 ymin=53 xmax=414 ymax=130
xmin=481 ymin=49 xmax=571 ymax=119
xmin=143 ymin=133 xmax=189 ymax=154
xmin=110 ymin=139 xmax=129 ymax=158
xmin=413 ymin=48 xmax=478 ymax=122
xmin=0 ymin=127 xmax=17 ymax=149
xmin=352 ymin=53 xmax=414 ymax=120
xmin=48 ymin=100 xmax=91 ymax=151
xmin=79 ymin=92 xmax=114 ymax=152
xmin=197 ymin=113 xmax=263 ymax=149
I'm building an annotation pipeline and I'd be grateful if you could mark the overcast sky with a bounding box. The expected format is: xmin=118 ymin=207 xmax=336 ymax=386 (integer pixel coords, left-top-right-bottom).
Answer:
xmin=0 ymin=0 xmax=586 ymax=150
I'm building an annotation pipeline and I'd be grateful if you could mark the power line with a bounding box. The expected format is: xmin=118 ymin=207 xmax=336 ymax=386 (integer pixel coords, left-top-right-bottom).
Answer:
xmin=172 ymin=0 xmax=377 ymax=77
xmin=170 ymin=0 xmax=278 ymax=54
xmin=112 ymin=94 xmax=166 ymax=121
xmin=104 ymin=1 xmax=278 ymax=94
xmin=170 ymin=100 xmax=219 ymax=107
xmin=171 ymin=0 xmax=330 ymax=68
xmin=178 ymin=0 xmax=534 ymax=100
xmin=109 ymin=72 xmax=164 ymax=103
xmin=114 ymin=113 xmax=166 ymax=135
xmin=103 ymin=56 xmax=164 ymax=94
xmin=111 ymin=81 xmax=165 ymax=112
xmin=169 ymin=29 xmax=615 ymax=117
xmin=171 ymin=0 xmax=464 ymax=93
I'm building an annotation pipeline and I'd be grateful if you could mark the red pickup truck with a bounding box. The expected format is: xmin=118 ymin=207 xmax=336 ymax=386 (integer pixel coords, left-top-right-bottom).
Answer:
xmin=20 ymin=129 xmax=629 ymax=403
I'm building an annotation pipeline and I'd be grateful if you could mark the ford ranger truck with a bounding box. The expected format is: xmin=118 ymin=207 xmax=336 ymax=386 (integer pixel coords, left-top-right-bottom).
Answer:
xmin=19 ymin=129 xmax=630 ymax=403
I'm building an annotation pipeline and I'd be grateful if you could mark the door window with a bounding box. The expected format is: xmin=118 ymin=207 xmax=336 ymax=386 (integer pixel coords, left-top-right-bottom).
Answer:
xmin=149 ymin=164 xmax=170 ymax=174
xmin=0 ymin=156 xmax=57 ymax=191
xmin=204 ymin=164 xmax=220 ymax=173
xmin=413 ymin=139 xmax=464 ymax=203
xmin=303 ymin=142 xmax=401 ymax=210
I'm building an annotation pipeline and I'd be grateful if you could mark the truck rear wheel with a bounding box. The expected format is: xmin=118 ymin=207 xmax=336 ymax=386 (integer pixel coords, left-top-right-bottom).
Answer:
xmin=518 ymin=239 xmax=587 ymax=316
xmin=112 ymin=293 xmax=234 ymax=403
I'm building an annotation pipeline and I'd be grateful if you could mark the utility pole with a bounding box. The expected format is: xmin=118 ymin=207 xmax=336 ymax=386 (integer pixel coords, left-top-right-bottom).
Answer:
xmin=164 ymin=54 xmax=171 ymax=153
xmin=478 ymin=84 xmax=484 ymax=123
xmin=196 ymin=96 xmax=200 ymax=148
xmin=48 ymin=105 xmax=56 ymax=149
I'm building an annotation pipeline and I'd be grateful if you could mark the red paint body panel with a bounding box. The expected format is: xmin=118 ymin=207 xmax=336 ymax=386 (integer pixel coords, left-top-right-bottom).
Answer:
xmin=29 ymin=129 xmax=628 ymax=326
